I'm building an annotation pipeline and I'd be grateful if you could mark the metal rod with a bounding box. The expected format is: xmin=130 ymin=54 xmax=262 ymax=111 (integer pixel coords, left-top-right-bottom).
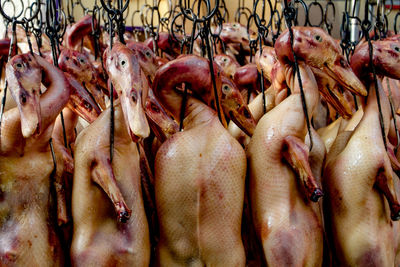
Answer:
xmin=283 ymin=0 xmax=313 ymax=150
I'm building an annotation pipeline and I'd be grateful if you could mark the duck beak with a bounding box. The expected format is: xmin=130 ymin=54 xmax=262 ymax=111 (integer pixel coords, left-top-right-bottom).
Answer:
xmin=224 ymin=100 xmax=256 ymax=136
xmin=312 ymin=67 xmax=353 ymax=119
xmin=65 ymin=74 xmax=101 ymax=123
xmin=145 ymin=89 xmax=179 ymax=142
xmin=18 ymin=89 xmax=42 ymax=138
xmin=323 ymin=57 xmax=367 ymax=97
xmin=119 ymin=78 xmax=150 ymax=142
xmin=319 ymin=84 xmax=353 ymax=119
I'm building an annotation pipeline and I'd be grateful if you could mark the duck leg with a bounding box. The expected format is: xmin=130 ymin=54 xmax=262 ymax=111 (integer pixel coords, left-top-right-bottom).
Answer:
xmin=282 ymin=135 xmax=323 ymax=202
xmin=375 ymin=165 xmax=400 ymax=221
xmin=90 ymin=156 xmax=131 ymax=222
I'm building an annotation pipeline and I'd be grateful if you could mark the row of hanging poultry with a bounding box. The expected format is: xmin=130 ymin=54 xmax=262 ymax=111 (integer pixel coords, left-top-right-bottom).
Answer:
xmin=1 ymin=12 xmax=400 ymax=266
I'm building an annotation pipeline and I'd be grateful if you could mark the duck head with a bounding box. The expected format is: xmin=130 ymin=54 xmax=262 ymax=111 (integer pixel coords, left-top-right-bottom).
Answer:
xmin=6 ymin=53 xmax=42 ymax=138
xmin=104 ymin=42 xmax=150 ymax=142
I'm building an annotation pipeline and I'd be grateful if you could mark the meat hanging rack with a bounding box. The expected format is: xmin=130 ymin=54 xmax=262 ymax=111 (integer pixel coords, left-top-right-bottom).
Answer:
xmin=1 ymin=0 xmax=400 ymax=266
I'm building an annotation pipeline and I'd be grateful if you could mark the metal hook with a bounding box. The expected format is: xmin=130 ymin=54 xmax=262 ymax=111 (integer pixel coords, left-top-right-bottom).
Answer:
xmin=91 ymin=5 xmax=102 ymax=60
xmin=270 ymin=9 xmax=282 ymax=45
xmin=159 ymin=0 xmax=173 ymax=31
xmin=253 ymin=0 xmax=273 ymax=31
xmin=252 ymin=0 xmax=273 ymax=113
xmin=29 ymin=1 xmax=43 ymax=55
xmin=216 ymin=0 xmax=229 ymax=23
xmin=340 ymin=0 xmax=362 ymax=62
xmin=179 ymin=0 xmax=218 ymax=23
xmin=235 ymin=0 xmax=252 ymax=24
xmin=324 ymin=0 xmax=336 ymax=35
xmin=290 ymin=0 xmax=308 ymax=27
xmin=100 ymin=0 xmax=129 ymax=16
xmin=374 ymin=0 xmax=387 ymax=39
xmin=0 ymin=0 xmax=39 ymax=23
xmin=307 ymin=0 xmax=323 ymax=27
xmin=395 ymin=12 xmax=400 ymax=34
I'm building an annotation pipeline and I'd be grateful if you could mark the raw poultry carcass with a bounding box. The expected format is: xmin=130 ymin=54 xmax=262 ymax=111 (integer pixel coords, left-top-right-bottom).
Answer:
xmin=126 ymin=39 xmax=179 ymax=154
xmin=247 ymin=27 xmax=366 ymax=266
xmin=152 ymin=54 xmax=255 ymax=266
xmin=71 ymin=43 xmax=150 ymax=266
xmin=0 ymin=53 xmax=73 ymax=266
xmin=51 ymin=73 xmax=101 ymax=225
xmin=126 ymin=39 xmax=180 ymax=248
xmin=323 ymin=39 xmax=400 ymax=266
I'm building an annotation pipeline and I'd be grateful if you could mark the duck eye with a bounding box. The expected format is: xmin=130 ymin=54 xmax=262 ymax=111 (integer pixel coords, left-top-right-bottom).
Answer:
xmin=131 ymin=91 xmax=137 ymax=102
xmin=20 ymin=93 xmax=27 ymax=104
xmin=145 ymin=51 xmax=151 ymax=58
xmin=223 ymin=57 xmax=228 ymax=62
xmin=150 ymin=102 xmax=160 ymax=113
xmin=16 ymin=63 xmax=23 ymax=69
xmin=395 ymin=46 xmax=400 ymax=52
xmin=340 ymin=58 xmax=348 ymax=68
xmin=121 ymin=60 xmax=126 ymax=66
xmin=79 ymin=58 xmax=85 ymax=64
xmin=222 ymin=85 xmax=230 ymax=93
xmin=243 ymin=108 xmax=251 ymax=118
xmin=315 ymin=35 xmax=322 ymax=42
xmin=83 ymin=100 xmax=92 ymax=110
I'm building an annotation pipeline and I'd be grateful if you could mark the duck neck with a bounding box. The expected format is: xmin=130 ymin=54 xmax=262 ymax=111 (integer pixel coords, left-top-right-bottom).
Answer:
xmin=112 ymin=102 xmax=134 ymax=144
xmin=182 ymin=98 xmax=215 ymax=130
xmin=40 ymin=66 xmax=71 ymax=132
xmin=360 ymin=78 xmax=390 ymax=136
xmin=286 ymin=62 xmax=319 ymax=116
xmin=53 ymin=107 xmax=78 ymax=144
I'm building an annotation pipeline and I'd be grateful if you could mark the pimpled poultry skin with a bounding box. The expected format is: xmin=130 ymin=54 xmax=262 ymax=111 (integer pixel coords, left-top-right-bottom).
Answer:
xmin=248 ymin=62 xmax=324 ymax=267
xmin=247 ymin=27 xmax=366 ymax=266
xmin=71 ymin=43 xmax=150 ymax=266
xmin=323 ymin=39 xmax=400 ymax=266
xmin=0 ymin=53 xmax=71 ymax=266
xmin=152 ymin=55 xmax=254 ymax=266
xmin=71 ymin=106 xmax=150 ymax=267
